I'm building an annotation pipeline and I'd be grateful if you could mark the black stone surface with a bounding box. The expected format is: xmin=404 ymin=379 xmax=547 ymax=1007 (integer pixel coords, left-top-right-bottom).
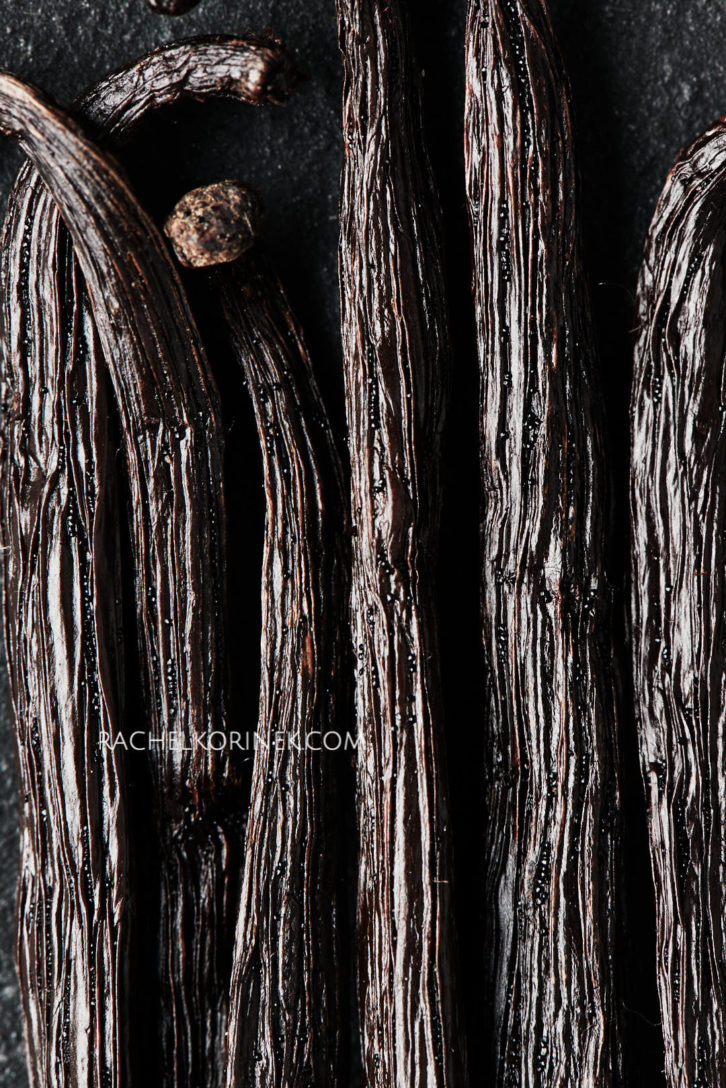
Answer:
xmin=1 ymin=0 xmax=726 ymax=1083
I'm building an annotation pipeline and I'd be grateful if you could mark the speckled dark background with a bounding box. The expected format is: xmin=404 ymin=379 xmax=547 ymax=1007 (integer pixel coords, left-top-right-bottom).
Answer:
xmin=1 ymin=1 xmax=725 ymax=1084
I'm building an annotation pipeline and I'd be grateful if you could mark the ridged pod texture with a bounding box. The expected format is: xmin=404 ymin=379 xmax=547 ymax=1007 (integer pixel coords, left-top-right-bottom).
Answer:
xmin=0 ymin=192 xmax=129 ymax=1088
xmin=337 ymin=1 xmax=464 ymax=1086
xmin=465 ymin=1 xmax=621 ymax=1084
xmin=215 ymin=254 xmax=345 ymax=1088
xmin=0 ymin=38 xmax=297 ymax=1088
xmin=631 ymin=117 xmax=726 ymax=1088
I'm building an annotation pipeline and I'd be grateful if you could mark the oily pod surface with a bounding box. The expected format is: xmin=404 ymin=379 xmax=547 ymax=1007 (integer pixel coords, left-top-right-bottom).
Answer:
xmin=0 ymin=186 xmax=128 ymax=1088
xmin=337 ymin=1 xmax=464 ymax=1086
xmin=0 ymin=39 xmax=296 ymax=1088
xmin=465 ymin=0 xmax=621 ymax=1084
xmin=631 ymin=118 xmax=726 ymax=1087
xmin=207 ymin=250 xmax=345 ymax=1088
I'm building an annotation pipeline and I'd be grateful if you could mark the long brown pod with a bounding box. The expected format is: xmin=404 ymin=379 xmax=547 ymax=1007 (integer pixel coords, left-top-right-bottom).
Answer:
xmin=219 ymin=249 xmax=345 ymax=1088
xmin=0 ymin=39 xmax=296 ymax=1088
xmin=1 ymin=194 xmax=128 ymax=1088
xmin=631 ymin=118 xmax=726 ymax=1087
xmin=465 ymin=0 xmax=621 ymax=1083
xmin=336 ymin=2 xmax=464 ymax=1085
xmin=221 ymin=260 xmax=345 ymax=1088
xmin=165 ymin=186 xmax=346 ymax=1085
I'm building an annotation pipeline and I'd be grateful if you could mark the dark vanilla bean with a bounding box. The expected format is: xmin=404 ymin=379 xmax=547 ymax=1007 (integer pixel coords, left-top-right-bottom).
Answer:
xmin=465 ymin=0 xmax=621 ymax=1083
xmin=0 ymin=37 xmax=297 ymax=1088
xmin=165 ymin=182 xmax=346 ymax=1088
xmin=76 ymin=35 xmax=297 ymax=135
xmin=336 ymin=2 xmax=464 ymax=1085
xmin=631 ymin=118 xmax=726 ymax=1087
xmin=217 ymin=252 xmax=345 ymax=1088
xmin=0 ymin=198 xmax=129 ymax=1088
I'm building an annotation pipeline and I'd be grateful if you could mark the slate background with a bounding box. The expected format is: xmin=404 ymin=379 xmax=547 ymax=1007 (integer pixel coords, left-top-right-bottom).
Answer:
xmin=0 ymin=0 xmax=725 ymax=1083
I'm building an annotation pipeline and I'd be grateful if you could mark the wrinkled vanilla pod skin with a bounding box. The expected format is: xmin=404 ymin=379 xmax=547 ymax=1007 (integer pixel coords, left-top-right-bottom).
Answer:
xmin=214 ymin=254 xmax=345 ymax=1088
xmin=0 ymin=38 xmax=297 ymax=1088
xmin=336 ymin=2 xmax=465 ymax=1086
xmin=465 ymin=1 xmax=622 ymax=1084
xmin=1 ymin=195 xmax=129 ymax=1088
xmin=631 ymin=118 xmax=726 ymax=1088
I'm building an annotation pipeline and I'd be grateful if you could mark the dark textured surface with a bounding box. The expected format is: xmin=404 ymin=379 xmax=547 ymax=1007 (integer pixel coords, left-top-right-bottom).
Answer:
xmin=465 ymin=0 xmax=621 ymax=1081
xmin=1 ymin=0 xmax=726 ymax=1083
xmin=213 ymin=250 xmax=345 ymax=1088
xmin=337 ymin=0 xmax=463 ymax=1084
xmin=0 ymin=41 xmax=304 ymax=1087
xmin=631 ymin=115 xmax=726 ymax=1088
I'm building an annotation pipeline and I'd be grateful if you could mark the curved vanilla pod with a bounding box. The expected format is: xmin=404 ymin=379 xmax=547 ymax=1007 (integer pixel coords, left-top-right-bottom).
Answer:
xmin=336 ymin=2 xmax=464 ymax=1085
xmin=166 ymin=181 xmax=346 ymax=1087
xmin=631 ymin=119 xmax=726 ymax=1087
xmin=0 ymin=41 xmax=296 ymax=1088
xmin=465 ymin=1 xmax=621 ymax=1083
xmin=0 ymin=198 xmax=129 ymax=1088
xmin=218 ymin=247 xmax=345 ymax=1088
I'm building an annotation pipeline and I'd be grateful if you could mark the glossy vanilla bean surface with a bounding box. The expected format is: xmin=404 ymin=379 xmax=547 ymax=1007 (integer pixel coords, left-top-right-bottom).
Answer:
xmin=336 ymin=2 xmax=464 ymax=1085
xmin=0 ymin=37 xmax=297 ymax=1088
xmin=465 ymin=1 xmax=621 ymax=1084
xmin=209 ymin=246 xmax=345 ymax=1088
xmin=0 ymin=198 xmax=129 ymax=1088
xmin=631 ymin=118 xmax=726 ymax=1088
